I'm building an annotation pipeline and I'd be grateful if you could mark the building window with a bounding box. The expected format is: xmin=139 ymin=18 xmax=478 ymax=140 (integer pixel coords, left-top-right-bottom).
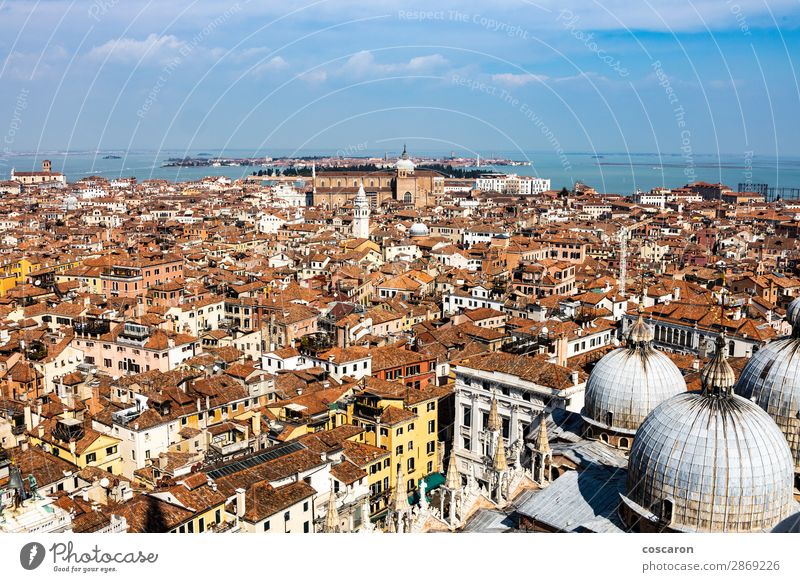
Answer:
xmin=303 ymin=501 xmax=309 ymax=511
xmin=427 ymin=420 xmax=435 ymax=434
xmin=264 ymin=521 xmax=270 ymax=531
xmin=85 ymin=452 xmax=97 ymax=463
xmin=395 ymin=445 xmax=403 ymax=456
xmin=426 ymin=441 xmax=435 ymax=455
xmin=407 ymin=458 xmax=415 ymax=472
xmin=303 ymin=521 xmax=310 ymax=533
xmin=462 ymin=406 xmax=471 ymax=427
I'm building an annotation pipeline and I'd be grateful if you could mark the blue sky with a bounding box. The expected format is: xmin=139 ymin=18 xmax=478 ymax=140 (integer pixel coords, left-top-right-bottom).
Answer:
xmin=1 ymin=0 xmax=799 ymax=158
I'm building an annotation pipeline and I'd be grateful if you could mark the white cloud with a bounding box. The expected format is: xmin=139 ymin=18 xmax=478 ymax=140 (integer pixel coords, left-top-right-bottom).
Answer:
xmin=491 ymin=71 xmax=608 ymax=86
xmin=340 ymin=50 xmax=449 ymax=78
xmin=300 ymin=69 xmax=328 ymax=84
xmin=491 ymin=73 xmax=549 ymax=87
xmin=250 ymin=56 xmax=290 ymax=77
xmin=2 ymin=46 xmax=67 ymax=80
xmin=87 ymin=34 xmax=184 ymax=64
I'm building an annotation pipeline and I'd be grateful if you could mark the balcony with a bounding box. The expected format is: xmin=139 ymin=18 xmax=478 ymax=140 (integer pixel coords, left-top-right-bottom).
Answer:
xmin=119 ymin=322 xmax=150 ymax=341
xmin=102 ymin=267 xmax=142 ymax=281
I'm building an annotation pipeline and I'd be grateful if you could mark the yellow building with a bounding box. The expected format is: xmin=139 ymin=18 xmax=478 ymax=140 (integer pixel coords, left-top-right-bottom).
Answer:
xmin=344 ymin=377 xmax=446 ymax=517
xmin=341 ymin=439 xmax=392 ymax=518
xmin=29 ymin=417 xmax=123 ymax=475
xmin=55 ymin=264 xmax=104 ymax=295
xmin=0 ymin=257 xmax=40 ymax=296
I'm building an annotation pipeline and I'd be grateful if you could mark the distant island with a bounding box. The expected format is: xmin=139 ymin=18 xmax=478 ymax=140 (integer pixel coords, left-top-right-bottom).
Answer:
xmin=162 ymin=154 xmax=526 ymax=176
xmin=102 ymin=155 xmax=122 ymax=159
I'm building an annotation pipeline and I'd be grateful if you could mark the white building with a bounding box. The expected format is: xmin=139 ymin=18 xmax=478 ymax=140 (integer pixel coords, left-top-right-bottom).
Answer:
xmin=451 ymin=352 xmax=585 ymax=487
xmin=475 ymin=174 xmax=550 ymax=195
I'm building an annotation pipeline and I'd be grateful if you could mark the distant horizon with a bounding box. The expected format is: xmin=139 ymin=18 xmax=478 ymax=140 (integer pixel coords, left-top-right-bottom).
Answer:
xmin=4 ymin=148 xmax=800 ymax=159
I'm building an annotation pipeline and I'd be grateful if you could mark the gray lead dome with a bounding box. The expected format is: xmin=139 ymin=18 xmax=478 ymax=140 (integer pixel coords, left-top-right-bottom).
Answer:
xmin=625 ymin=392 xmax=796 ymax=532
xmin=735 ymin=296 xmax=800 ymax=473
xmin=583 ymin=314 xmax=686 ymax=433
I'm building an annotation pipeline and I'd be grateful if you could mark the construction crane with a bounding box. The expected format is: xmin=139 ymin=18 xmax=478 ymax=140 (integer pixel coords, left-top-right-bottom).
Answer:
xmin=617 ymin=216 xmax=656 ymax=297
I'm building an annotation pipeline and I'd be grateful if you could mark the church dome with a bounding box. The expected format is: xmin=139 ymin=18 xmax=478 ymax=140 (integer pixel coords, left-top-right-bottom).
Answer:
xmin=623 ymin=335 xmax=797 ymax=532
xmin=734 ymin=296 xmax=800 ymax=473
xmin=408 ymin=222 xmax=429 ymax=237
xmin=395 ymin=145 xmax=415 ymax=173
xmin=582 ymin=312 xmax=686 ymax=435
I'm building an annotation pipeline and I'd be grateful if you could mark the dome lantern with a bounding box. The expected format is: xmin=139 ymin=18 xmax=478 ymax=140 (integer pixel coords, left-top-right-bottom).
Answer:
xmin=700 ymin=331 xmax=736 ymax=397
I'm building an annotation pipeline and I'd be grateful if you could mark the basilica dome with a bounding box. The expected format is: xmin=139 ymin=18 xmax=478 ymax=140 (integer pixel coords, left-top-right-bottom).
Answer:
xmin=735 ymin=296 xmax=800 ymax=474
xmin=582 ymin=310 xmax=686 ymax=438
xmin=395 ymin=145 xmax=415 ymax=173
xmin=408 ymin=222 xmax=429 ymax=237
xmin=623 ymin=334 xmax=797 ymax=532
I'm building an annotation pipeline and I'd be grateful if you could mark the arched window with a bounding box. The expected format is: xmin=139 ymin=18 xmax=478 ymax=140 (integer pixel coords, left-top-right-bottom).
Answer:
xmin=728 ymin=340 xmax=735 ymax=357
xmin=605 ymin=411 xmax=613 ymax=427
xmin=619 ymin=437 xmax=630 ymax=449
xmin=661 ymin=499 xmax=673 ymax=524
xmin=403 ymin=192 xmax=412 ymax=204
xmin=370 ymin=180 xmax=375 ymax=187
xmin=600 ymin=433 xmax=609 ymax=444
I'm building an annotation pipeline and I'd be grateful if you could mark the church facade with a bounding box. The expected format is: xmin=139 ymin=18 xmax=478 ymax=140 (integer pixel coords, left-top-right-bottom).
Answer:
xmin=311 ymin=146 xmax=444 ymax=209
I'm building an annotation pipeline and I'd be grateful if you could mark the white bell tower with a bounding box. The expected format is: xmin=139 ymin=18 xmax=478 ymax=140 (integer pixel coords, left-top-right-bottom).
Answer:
xmin=352 ymin=181 xmax=370 ymax=239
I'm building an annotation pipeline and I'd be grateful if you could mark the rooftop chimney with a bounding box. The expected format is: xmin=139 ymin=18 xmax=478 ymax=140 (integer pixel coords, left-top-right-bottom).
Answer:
xmin=236 ymin=488 xmax=246 ymax=518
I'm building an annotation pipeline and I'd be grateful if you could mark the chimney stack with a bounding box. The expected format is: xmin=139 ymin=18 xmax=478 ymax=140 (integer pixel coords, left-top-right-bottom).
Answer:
xmin=24 ymin=404 xmax=32 ymax=431
xmin=235 ymin=488 xmax=246 ymax=518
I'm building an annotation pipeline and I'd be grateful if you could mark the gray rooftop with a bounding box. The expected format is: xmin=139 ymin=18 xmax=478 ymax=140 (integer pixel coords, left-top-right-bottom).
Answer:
xmin=514 ymin=465 xmax=627 ymax=533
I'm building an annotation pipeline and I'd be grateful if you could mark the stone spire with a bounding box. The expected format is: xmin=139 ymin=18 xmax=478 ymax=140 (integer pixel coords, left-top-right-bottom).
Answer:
xmin=390 ymin=464 xmax=410 ymax=514
xmin=322 ymin=482 xmax=339 ymax=533
xmin=701 ymin=331 xmax=736 ymax=397
xmin=444 ymin=449 xmax=461 ymax=490
xmin=535 ymin=411 xmax=550 ymax=454
xmin=487 ymin=394 xmax=501 ymax=432
xmin=492 ymin=430 xmax=508 ymax=472
xmin=385 ymin=515 xmax=396 ymax=533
